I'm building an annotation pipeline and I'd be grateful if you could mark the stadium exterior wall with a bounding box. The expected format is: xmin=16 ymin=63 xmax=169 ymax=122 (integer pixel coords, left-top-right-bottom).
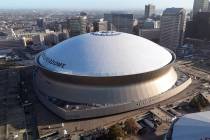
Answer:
xmin=34 ymin=65 xmax=177 ymax=105
xmin=34 ymin=77 xmax=191 ymax=120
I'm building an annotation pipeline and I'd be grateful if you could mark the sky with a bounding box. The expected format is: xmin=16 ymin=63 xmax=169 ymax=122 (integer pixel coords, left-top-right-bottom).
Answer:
xmin=0 ymin=0 xmax=194 ymax=10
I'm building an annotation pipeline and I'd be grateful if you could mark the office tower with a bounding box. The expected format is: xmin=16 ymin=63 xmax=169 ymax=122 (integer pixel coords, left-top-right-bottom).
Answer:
xmin=32 ymin=34 xmax=44 ymax=46
xmin=86 ymin=23 xmax=94 ymax=33
xmin=93 ymin=19 xmax=108 ymax=32
xmin=132 ymin=19 xmax=139 ymax=35
xmin=58 ymin=32 xmax=69 ymax=42
xmin=193 ymin=0 xmax=209 ymax=16
xmin=143 ymin=18 xmax=160 ymax=29
xmin=80 ymin=12 xmax=87 ymax=16
xmin=67 ymin=16 xmax=87 ymax=37
xmin=37 ymin=18 xmax=45 ymax=28
xmin=208 ymin=2 xmax=210 ymax=12
xmin=160 ymin=8 xmax=186 ymax=51
xmin=104 ymin=13 xmax=134 ymax=33
xmin=139 ymin=28 xmax=160 ymax=43
xmin=145 ymin=4 xmax=156 ymax=18
xmin=45 ymin=21 xmax=61 ymax=32
xmin=44 ymin=33 xmax=58 ymax=46
xmin=185 ymin=20 xmax=194 ymax=38
xmin=185 ymin=12 xmax=210 ymax=40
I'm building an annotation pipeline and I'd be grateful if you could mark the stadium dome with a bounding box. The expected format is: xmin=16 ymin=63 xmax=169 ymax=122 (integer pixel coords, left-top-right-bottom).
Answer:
xmin=166 ymin=111 xmax=210 ymax=140
xmin=33 ymin=31 xmax=191 ymax=120
xmin=37 ymin=32 xmax=173 ymax=77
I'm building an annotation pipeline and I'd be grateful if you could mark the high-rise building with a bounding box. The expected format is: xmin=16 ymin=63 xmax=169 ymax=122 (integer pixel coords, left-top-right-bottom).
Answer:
xmin=160 ymin=8 xmax=186 ymax=51
xmin=67 ymin=16 xmax=87 ymax=37
xmin=139 ymin=28 xmax=160 ymax=43
xmin=93 ymin=19 xmax=108 ymax=32
xmin=86 ymin=23 xmax=94 ymax=33
xmin=32 ymin=34 xmax=44 ymax=46
xmin=45 ymin=21 xmax=61 ymax=32
xmin=185 ymin=12 xmax=210 ymax=41
xmin=44 ymin=33 xmax=58 ymax=46
xmin=185 ymin=20 xmax=194 ymax=38
xmin=193 ymin=0 xmax=209 ymax=16
xmin=58 ymin=32 xmax=69 ymax=42
xmin=80 ymin=11 xmax=87 ymax=16
xmin=104 ymin=13 xmax=134 ymax=33
xmin=208 ymin=2 xmax=210 ymax=12
xmin=143 ymin=18 xmax=160 ymax=29
xmin=37 ymin=18 xmax=45 ymax=28
xmin=145 ymin=4 xmax=156 ymax=18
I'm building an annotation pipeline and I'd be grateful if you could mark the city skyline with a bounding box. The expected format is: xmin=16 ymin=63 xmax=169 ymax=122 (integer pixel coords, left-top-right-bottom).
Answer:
xmin=0 ymin=0 xmax=194 ymax=10
xmin=1 ymin=0 xmax=210 ymax=139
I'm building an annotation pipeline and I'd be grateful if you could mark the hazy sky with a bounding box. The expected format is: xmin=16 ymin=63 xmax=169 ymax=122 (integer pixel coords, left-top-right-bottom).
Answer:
xmin=0 ymin=0 xmax=194 ymax=10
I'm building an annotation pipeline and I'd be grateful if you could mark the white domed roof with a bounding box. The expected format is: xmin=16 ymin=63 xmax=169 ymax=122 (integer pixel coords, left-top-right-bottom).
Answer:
xmin=36 ymin=32 xmax=173 ymax=77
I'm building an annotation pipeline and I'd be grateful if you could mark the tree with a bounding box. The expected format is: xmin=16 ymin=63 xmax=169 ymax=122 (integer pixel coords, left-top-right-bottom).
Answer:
xmin=124 ymin=118 xmax=139 ymax=135
xmin=189 ymin=94 xmax=209 ymax=111
xmin=108 ymin=124 xmax=125 ymax=140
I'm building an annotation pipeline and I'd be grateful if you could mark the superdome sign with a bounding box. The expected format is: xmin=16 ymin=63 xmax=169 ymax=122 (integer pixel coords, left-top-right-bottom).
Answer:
xmin=40 ymin=52 xmax=66 ymax=68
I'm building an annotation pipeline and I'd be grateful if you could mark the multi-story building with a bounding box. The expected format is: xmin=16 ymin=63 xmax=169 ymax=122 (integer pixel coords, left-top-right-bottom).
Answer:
xmin=93 ymin=19 xmax=108 ymax=32
xmin=160 ymin=8 xmax=186 ymax=51
xmin=145 ymin=4 xmax=156 ymax=18
xmin=45 ymin=21 xmax=61 ymax=32
xmin=139 ymin=28 xmax=160 ymax=43
xmin=32 ymin=34 xmax=44 ymax=46
xmin=44 ymin=33 xmax=58 ymax=46
xmin=193 ymin=0 xmax=209 ymax=16
xmin=37 ymin=18 xmax=45 ymax=28
xmin=0 ymin=39 xmax=25 ymax=48
xmin=185 ymin=12 xmax=210 ymax=41
xmin=104 ymin=13 xmax=134 ymax=33
xmin=208 ymin=2 xmax=210 ymax=12
xmin=86 ymin=23 xmax=93 ymax=33
xmin=67 ymin=16 xmax=87 ymax=37
xmin=58 ymin=32 xmax=69 ymax=42
xmin=143 ymin=18 xmax=160 ymax=29
xmin=80 ymin=11 xmax=87 ymax=16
